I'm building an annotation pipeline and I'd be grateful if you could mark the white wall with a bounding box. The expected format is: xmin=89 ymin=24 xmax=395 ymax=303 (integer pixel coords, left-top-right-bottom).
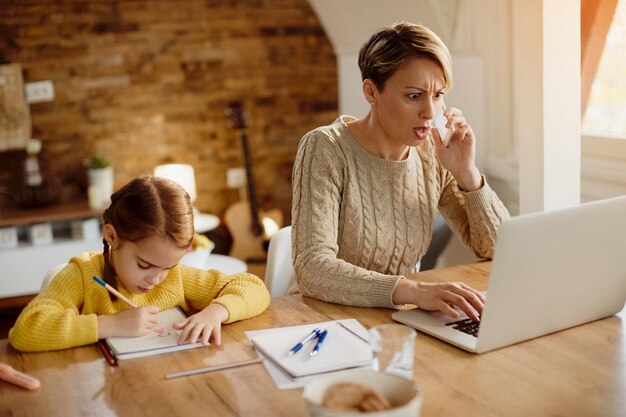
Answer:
xmin=512 ymin=0 xmax=581 ymax=213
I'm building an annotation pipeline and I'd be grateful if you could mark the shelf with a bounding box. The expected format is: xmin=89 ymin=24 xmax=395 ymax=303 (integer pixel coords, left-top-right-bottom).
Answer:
xmin=1 ymin=237 xmax=101 ymax=253
xmin=0 ymin=201 xmax=102 ymax=227
xmin=0 ymin=201 xmax=103 ymax=300
xmin=0 ymin=237 xmax=103 ymax=298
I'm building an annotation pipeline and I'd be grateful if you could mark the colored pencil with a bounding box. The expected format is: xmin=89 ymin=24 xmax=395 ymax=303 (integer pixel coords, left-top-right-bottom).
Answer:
xmin=92 ymin=275 xmax=138 ymax=308
xmin=165 ymin=357 xmax=263 ymax=380
xmin=0 ymin=363 xmax=41 ymax=390
xmin=97 ymin=340 xmax=118 ymax=367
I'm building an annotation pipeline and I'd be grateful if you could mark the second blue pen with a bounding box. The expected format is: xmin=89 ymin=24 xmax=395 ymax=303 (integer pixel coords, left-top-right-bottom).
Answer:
xmin=310 ymin=329 xmax=328 ymax=357
xmin=288 ymin=328 xmax=321 ymax=356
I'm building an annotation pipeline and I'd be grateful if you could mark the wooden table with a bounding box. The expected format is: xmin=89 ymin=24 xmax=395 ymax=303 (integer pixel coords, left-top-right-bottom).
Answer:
xmin=0 ymin=262 xmax=624 ymax=417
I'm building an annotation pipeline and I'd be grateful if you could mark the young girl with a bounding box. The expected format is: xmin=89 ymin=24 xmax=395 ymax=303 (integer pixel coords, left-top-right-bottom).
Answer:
xmin=9 ymin=175 xmax=271 ymax=352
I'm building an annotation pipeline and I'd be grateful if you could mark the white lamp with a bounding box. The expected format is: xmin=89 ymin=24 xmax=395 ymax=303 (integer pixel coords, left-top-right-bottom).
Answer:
xmin=154 ymin=164 xmax=197 ymax=203
xmin=153 ymin=163 xmax=219 ymax=233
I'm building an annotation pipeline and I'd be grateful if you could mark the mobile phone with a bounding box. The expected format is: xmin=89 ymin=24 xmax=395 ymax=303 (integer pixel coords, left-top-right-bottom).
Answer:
xmin=434 ymin=105 xmax=454 ymax=147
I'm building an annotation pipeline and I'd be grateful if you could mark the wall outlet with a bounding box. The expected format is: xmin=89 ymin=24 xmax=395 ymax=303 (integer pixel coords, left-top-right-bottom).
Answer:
xmin=25 ymin=80 xmax=55 ymax=103
xmin=226 ymin=167 xmax=247 ymax=189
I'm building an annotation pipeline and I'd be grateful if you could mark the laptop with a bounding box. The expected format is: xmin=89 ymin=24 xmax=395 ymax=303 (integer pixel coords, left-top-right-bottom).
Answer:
xmin=392 ymin=196 xmax=626 ymax=354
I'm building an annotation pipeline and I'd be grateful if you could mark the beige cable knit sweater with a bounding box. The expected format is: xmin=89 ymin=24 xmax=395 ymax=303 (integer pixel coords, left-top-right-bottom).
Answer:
xmin=291 ymin=116 xmax=510 ymax=308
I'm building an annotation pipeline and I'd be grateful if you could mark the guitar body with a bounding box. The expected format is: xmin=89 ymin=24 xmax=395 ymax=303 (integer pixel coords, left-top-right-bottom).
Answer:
xmin=225 ymin=201 xmax=283 ymax=262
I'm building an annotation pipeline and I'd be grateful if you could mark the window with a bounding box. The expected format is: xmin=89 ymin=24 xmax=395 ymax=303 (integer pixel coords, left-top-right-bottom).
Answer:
xmin=583 ymin=0 xmax=626 ymax=136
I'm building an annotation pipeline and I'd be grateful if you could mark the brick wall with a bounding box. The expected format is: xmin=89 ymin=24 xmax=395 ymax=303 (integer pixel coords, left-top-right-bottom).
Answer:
xmin=0 ymin=0 xmax=338 ymax=223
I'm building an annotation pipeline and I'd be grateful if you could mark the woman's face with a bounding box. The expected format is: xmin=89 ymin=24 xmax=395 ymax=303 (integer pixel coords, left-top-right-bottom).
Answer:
xmin=107 ymin=230 xmax=188 ymax=294
xmin=371 ymin=57 xmax=447 ymax=147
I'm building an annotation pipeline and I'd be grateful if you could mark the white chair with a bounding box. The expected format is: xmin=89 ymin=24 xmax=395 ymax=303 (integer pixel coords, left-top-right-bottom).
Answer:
xmin=264 ymin=226 xmax=295 ymax=297
xmin=41 ymin=263 xmax=67 ymax=291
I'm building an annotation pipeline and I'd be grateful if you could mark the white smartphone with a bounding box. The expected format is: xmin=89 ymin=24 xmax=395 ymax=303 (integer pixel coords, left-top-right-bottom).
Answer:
xmin=434 ymin=105 xmax=454 ymax=147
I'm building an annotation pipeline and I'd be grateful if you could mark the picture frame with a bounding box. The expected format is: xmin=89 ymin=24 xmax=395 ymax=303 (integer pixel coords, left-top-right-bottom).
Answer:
xmin=0 ymin=63 xmax=31 ymax=152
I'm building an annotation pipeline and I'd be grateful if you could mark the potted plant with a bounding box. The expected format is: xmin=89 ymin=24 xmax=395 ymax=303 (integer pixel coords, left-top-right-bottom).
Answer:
xmin=84 ymin=155 xmax=113 ymax=210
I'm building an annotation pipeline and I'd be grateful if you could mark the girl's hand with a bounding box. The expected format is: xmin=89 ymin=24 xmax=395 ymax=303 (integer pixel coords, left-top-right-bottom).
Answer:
xmin=173 ymin=304 xmax=229 ymax=346
xmin=97 ymin=305 xmax=159 ymax=338
xmin=431 ymin=107 xmax=482 ymax=191
xmin=393 ymin=278 xmax=484 ymax=322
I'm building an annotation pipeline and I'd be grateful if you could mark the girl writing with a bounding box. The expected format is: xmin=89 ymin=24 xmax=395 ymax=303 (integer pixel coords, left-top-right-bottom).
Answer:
xmin=9 ymin=175 xmax=270 ymax=351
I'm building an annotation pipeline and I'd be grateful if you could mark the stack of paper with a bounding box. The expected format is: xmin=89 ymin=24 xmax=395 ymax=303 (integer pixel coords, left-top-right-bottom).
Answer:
xmin=246 ymin=319 xmax=373 ymax=389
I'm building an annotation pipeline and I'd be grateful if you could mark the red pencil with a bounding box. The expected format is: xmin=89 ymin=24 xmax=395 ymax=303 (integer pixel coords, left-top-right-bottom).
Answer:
xmin=97 ymin=340 xmax=118 ymax=367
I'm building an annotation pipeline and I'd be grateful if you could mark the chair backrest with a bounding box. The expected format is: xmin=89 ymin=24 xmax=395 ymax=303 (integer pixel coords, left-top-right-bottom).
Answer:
xmin=41 ymin=263 xmax=68 ymax=291
xmin=264 ymin=226 xmax=295 ymax=297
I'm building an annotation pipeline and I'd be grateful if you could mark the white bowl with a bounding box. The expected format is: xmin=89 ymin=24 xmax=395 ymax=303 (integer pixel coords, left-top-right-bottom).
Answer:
xmin=180 ymin=243 xmax=214 ymax=269
xmin=303 ymin=370 xmax=422 ymax=417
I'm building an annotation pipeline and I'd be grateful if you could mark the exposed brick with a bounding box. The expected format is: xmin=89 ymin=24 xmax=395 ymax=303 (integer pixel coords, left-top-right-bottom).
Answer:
xmin=0 ymin=0 xmax=338 ymax=224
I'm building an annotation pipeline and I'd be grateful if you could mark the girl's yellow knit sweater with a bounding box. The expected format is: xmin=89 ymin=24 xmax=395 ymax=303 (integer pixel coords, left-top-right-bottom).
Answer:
xmin=9 ymin=251 xmax=270 ymax=352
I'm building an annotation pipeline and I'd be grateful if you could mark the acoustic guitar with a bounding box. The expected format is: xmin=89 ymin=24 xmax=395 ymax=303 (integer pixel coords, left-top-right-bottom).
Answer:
xmin=224 ymin=102 xmax=283 ymax=262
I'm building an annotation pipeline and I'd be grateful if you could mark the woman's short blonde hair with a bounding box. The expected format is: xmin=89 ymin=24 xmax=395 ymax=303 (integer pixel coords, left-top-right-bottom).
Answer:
xmin=358 ymin=22 xmax=452 ymax=92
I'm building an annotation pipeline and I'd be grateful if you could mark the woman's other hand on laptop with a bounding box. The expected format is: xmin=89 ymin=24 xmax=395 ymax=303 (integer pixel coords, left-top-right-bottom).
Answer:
xmin=393 ymin=279 xmax=484 ymax=321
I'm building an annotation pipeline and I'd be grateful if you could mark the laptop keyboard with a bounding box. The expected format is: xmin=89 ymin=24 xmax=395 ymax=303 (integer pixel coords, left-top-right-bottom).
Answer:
xmin=445 ymin=318 xmax=480 ymax=337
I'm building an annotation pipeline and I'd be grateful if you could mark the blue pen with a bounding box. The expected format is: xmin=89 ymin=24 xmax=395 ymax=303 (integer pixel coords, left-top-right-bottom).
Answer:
xmin=288 ymin=328 xmax=321 ymax=356
xmin=310 ymin=329 xmax=328 ymax=357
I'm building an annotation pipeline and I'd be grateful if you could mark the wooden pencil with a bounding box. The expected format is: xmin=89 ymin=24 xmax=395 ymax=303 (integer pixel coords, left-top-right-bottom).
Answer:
xmin=165 ymin=357 xmax=263 ymax=380
xmin=93 ymin=275 xmax=138 ymax=308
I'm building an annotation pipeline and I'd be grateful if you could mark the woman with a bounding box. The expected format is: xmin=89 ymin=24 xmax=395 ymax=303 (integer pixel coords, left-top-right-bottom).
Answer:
xmin=291 ymin=22 xmax=509 ymax=321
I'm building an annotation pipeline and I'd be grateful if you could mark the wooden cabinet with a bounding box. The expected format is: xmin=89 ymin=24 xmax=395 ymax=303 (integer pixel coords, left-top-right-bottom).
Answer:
xmin=0 ymin=202 xmax=102 ymax=299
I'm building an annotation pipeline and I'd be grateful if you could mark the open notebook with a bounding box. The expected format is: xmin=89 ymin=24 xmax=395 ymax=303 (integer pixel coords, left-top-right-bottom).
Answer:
xmin=248 ymin=319 xmax=373 ymax=378
xmin=101 ymin=306 xmax=204 ymax=360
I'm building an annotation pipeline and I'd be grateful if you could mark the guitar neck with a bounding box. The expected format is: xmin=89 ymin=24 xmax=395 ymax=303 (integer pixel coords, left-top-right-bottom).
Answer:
xmin=239 ymin=130 xmax=263 ymax=236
